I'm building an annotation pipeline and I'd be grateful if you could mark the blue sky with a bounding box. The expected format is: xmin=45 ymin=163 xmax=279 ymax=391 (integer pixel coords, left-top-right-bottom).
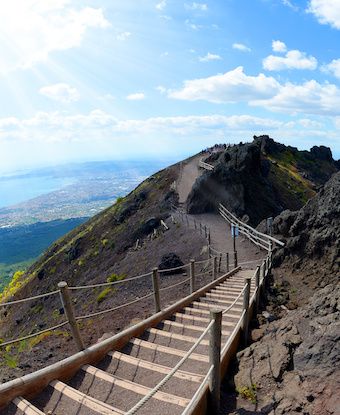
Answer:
xmin=0 ymin=0 xmax=340 ymax=173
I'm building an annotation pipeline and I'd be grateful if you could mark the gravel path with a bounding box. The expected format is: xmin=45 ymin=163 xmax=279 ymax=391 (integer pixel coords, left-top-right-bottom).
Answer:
xmin=177 ymin=155 xmax=203 ymax=204
xmin=176 ymin=156 xmax=265 ymax=271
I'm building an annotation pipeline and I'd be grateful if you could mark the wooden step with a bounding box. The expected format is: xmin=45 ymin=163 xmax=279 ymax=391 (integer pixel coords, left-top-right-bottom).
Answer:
xmin=145 ymin=328 xmax=209 ymax=346
xmin=205 ymin=292 xmax=244 ymax=301
xmin=107 ymin=351 xmax=203 ymax=383
xmin=173 ymin=312 xmax=236 ymax=328
xmin=160 ymin=319 xmax=230 ymax=336
xmin=191 ymin=302 xmax=241 ymax=317
xmin=100 ymin=351 xmax=204 ymax=399
xmin=83 ymin=365 xmax=189 ymax=407
xmin=12 ymin=397 xmax=45 ymax=415
xmin=49 ymin=380 xmax=124 ymax=415
xmin=182 ymin=306 xmax=240 ymax=321
xmin=200 ymin=297 xmax=243 ymax=308
xmin=128 ymin=338 xmax=209 ymax=363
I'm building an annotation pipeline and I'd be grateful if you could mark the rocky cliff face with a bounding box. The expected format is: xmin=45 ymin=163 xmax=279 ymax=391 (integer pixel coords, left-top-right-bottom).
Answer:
xmin=232 ymin=172 xmax=340 ymax=415
xmin=187 ymin=136 xmax=339 ymax=226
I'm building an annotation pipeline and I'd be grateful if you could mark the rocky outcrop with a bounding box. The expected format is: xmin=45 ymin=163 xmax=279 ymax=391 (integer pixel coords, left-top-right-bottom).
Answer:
xmin=187 ymin=136 xmax=339 ymax=226
xmin=232 ymin=171 xmax=340 ymax=415
xmin=187 ymin=141 xmax=283 ymax=225
xmin=234 ymin=285 xmax=340 ymax=415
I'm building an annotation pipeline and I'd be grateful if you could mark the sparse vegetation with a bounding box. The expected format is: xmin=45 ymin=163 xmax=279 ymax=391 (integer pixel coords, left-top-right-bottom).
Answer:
xmin=236 ymin=384 xmax=257 ymax=403
xmin=96 ymin=287 xmax=114 ymax=303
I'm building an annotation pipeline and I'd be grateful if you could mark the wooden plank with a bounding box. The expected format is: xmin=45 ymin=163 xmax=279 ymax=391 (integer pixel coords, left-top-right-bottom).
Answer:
xmin=161 ymin=320 xmax=230 ymax=336
xmin=146 ymin=328 xmax=209 ymax=346
xmin=107 ymin=351 xmax=203 ymax=383
xmin=12 ymin=397 xmax=45 ymax=415
xmin=50 ymin=380 xmax=124 ymax=415
xmin=129 ymin=338 xmax=209 ymax=363
xmin=82 ymin=365 xmax=189 ymax=407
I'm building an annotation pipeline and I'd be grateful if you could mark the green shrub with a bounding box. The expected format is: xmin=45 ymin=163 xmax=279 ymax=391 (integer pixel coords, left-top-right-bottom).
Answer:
xmin=236 ymin=384 xmax=257 ymax=403
xmin=106 ymin=273 xmax=126 ymax=283
xmin=96 ymin=287 xmax=113 ymax=303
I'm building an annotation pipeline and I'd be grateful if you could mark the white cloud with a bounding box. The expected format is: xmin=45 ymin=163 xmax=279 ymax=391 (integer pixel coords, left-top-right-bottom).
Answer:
xmin=126 ymin=92 xmax=145 ymax=101
xmin=281 ymin=0 xmax=299 ymax=11
xmin=272 ymin=40 xmax=287 ymax=53
xmin=168 ymin=66 xmax=280 ymax=103
xmin=39 ymin=83 xmax=80 ymax=103
xmin=263 ymin=49 xmax=318 ymax=71
xmin=156 ymin=86 xmax=167 ymax=94
xmin=251 ymin=80 xmax=340 ymax=116
xmin=0 ymin=0 xmax=110 ymax=74
xmin=307 ymin=0 xmax=340 ymax=29
xmin=116 ymin=31 xmax=131 ymax=41
xmin=168 ymin=66 xmax=340 ymax=117
xmin=232 ymin=43 xmax=251 ymax=52
xmin=199 ymin=52 xmax=222 ymax=62
xmin=185 ymin=19 xmax=202 ymax=30
xmin=322 ymin=58 xmax=340 ymax=79
xmin=156 ymin=0 xmax=167 ymax=11
xmin=185 ymin=3 xmax=208 ymax=11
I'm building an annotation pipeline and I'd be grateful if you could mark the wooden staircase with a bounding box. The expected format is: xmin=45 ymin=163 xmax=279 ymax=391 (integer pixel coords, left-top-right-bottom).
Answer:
xmin=1 ymin=270 xmax=255 ymax=415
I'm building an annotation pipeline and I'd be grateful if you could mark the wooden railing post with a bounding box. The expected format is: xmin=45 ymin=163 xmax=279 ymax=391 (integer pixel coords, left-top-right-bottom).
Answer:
xmin=233 ymin=250 xmax=238 ymax=268
xmin=190 ymin=259 xmax=195 ymax=294
xmin=255 ymin=265 xmax=261 ymax=312
xmin=199 ymin=223 xmax=202 ymax=235
xmin=226 ymin=253 xmax=229 ymax=272
xmin=218 ymin=254 xmax=222 ymax=273
xmin=212 ymin=256 xmax=217 ymax=280
xmin=242 ymin=278 xmax=251 ymax=345
xmin=208 ymin=230 xmax=211 ymax=245
xmin=194 ymin=219 xmax=197 ymax=230
xmin=263 ymin=259 xmax=267 ymax=278
xmin=58 ymin=281 xmax=84 ymax=351
xmin=262 ymin=260 xmax=266 ymax=280
xmin=204 ymin=225 xmax=208 ymax=238
xmin=152 ymin=268 xmax=161 ymax=313
xmin=209 ymin=310 xmax=222 ymax=415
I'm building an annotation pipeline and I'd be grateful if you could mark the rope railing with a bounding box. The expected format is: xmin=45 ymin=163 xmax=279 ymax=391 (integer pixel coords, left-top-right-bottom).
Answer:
xmin=0 ymin=289 xmax=60 ymax=308
xmin=126 ymin=319 xmax=214 ymax=415
xmin=198 ymin=158 xmax=214 ymax=171
xmin=158 ymin=263 xmax=189 ymax=273
xmin=0 ymin=256 xmax=217 ymax=351
xmin=181 ymin=365 xmax=214 ymax=415
xmin=219 ymin=203 xmax=284 ymax=248
xmin=75 ymin=292 xmax=154 ymax=322
xmin=159 ymin=277 xmax=191 ymax=293
xmin=68 ymin=272 xmax=152 ymax=291
xmin=0 ymin=321 xmax=69 ymax=348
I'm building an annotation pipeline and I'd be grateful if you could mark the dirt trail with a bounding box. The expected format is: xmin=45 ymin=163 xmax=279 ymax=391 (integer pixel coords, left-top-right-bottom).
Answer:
xmin=188 ymin=213 xmax=264 ymax=270
xmin=176 ymin=157 xmax=265 ymax=270
xmin=177 ymin=155 xmax=203 ymax=204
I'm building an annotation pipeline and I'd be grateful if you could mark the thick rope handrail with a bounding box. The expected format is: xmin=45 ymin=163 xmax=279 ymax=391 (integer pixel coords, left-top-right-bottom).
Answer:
xmin=238 ymin=258 xmax=264 ymax=266
xmin=75 ymin=292 xmax=154 ymax=321
xmin=159 ymin=263 xmax=189 ymax=273
xmin=222 ymin=284 xmax=247 ymax=315
xmin=195 ymin=258 xmax=211 ymax=265
xmin=0 ymin=289 xmax=60 ymax=308
xmin=68 ymin=272 xmax=152 ymax=291
xmin=181 ymin=365 xmax=214 ymax=415
xmin=126 ymin=319 xmax=214 ymax=415
xmin=159 ymin=277 xmax=191 ymax=293
xmin=221 ymin=309 xmax=246 ymax=355
xmin=0 ymin=321 xmax=68 ymax=348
